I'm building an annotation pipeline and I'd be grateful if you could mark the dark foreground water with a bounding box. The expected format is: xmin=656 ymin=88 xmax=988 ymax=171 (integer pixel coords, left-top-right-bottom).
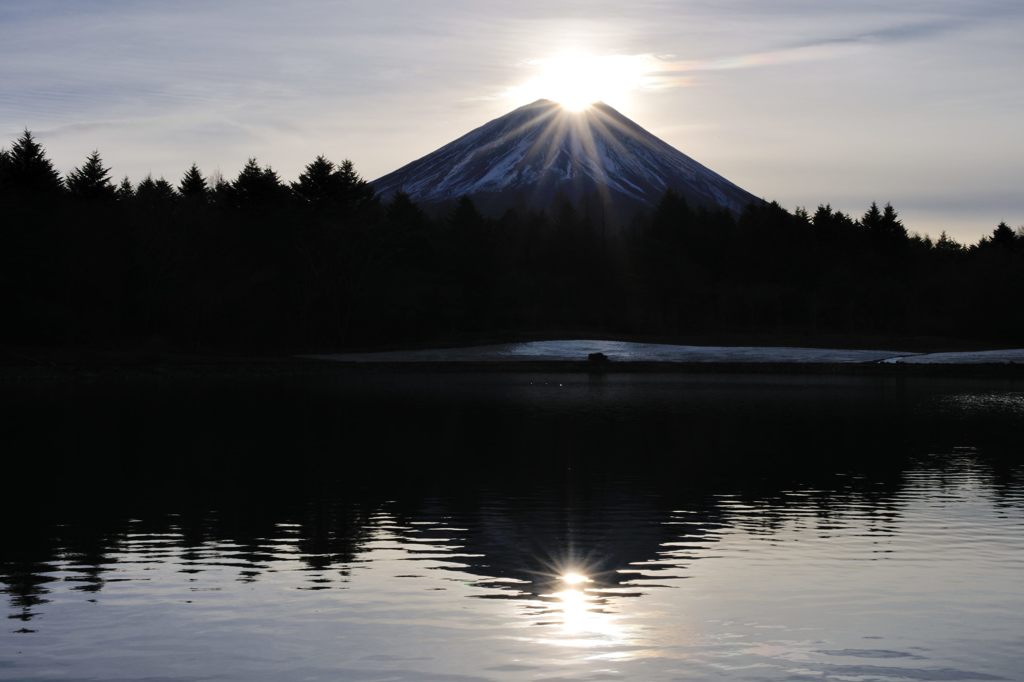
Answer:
xmin=2 ymin=372 xmax=1023 ymax=681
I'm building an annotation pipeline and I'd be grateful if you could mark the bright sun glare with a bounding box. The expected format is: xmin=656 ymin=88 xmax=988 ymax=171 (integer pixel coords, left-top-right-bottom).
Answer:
xmin=509 ymin=52 xmax=650 ymax=111
xmin=545 ymin=569 xmax=628 ymax=647
xmin=562 ymin=572 xmax=590 ymax=586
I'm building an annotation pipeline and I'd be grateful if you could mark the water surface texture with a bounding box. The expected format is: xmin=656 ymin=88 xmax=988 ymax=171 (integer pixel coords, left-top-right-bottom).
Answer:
xmin=2 ymin=373 xmax=1023 ymax=681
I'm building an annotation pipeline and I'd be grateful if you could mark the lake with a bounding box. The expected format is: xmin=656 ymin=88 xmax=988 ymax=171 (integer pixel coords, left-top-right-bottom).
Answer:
xmin=2 ymin=371 xmax=1023 ymax=681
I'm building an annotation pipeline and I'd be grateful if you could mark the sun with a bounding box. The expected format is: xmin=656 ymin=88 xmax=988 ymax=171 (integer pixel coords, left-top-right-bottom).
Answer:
xmin=561 ymin=571 xmax=591 ymax=586
xmin=507 ymin=51 xmax=649 ymax=112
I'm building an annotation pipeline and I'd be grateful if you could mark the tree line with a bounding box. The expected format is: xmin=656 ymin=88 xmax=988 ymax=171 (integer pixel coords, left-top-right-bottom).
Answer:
xmin=2 ymin=130 xmax=1022 ymax=350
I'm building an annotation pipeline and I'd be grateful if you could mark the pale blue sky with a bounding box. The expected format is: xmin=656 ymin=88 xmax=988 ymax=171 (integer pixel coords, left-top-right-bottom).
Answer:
xmin=2 ymin=1 xmax=1021 ymax=240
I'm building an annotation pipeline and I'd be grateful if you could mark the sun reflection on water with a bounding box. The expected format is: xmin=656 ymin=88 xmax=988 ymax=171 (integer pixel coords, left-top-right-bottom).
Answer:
xmin=528 ymin=570 xmax=631 ymax=653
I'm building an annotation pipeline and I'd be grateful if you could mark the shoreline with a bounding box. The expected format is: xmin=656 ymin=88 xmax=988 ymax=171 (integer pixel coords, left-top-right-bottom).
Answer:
xmin=4 ymin=340 xmax=1024 ymax=383
xmin=3 ymin=356 xmax=1024 ymax=383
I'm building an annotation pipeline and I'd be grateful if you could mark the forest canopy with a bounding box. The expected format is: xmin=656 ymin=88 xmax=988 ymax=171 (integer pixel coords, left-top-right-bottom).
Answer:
xmin=2 ymin=130 xmax=1022 ymax=349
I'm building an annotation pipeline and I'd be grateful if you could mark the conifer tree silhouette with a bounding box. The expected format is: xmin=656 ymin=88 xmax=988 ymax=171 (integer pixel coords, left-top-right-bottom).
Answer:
xmin=0 ymin=147 xmax=11 ymax=183
xmin=450 ymin=196 xmax=485 ymax=233
xmin=651 ymin=189 xmax=691 ymax=237
xmin=232 ymin=158 xmax=287 ymax=206
xmin=135 ymin=176 xmax=156 ymax=197
xmin=2 ymin=130 xmax=64 ymax=197
xmin=210 ymin=174 xmax=234 ymax=207
xmin=989 ymin=222 xmax=1017 ymax=249
xmin=335 ymin=159 xmax=375 ymax=209
xmin=136 ymin=176 xmax=177 ymax=204
xmin=292 ymin=155 xmax=341 ymax=205
xmin=178 ymin=163 xmax=208 ymax=200
xmin=935 ymin=231 xmax=963 ymax=253
xmin=66 ymin=151 xmax=117 ymax=202
xmin=385 ymin=191 xmax=428 ymax=229
xmin=861 ymin=202 xmax=883 ymax=233
xmin=116 ymin=176 xmax=135 ymax=201
xmin=880 ymin=203 xmax=907 ymax=240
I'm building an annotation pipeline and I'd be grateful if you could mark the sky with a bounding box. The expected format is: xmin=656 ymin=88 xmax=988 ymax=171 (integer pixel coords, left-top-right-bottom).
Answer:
xmin=1 ymin=0 xmax=1022 ymax=242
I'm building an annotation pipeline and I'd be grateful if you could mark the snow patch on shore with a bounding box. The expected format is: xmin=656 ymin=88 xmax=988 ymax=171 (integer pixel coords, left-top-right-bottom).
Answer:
xmin=305 ymin=340 xmax=907 ymax=364
xmin=882 ymin=349 xmax=1024 ymax=364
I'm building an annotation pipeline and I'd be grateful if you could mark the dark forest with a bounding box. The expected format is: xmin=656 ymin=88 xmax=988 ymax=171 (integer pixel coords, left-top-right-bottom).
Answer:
xmin=3 ymin=131 xmax=1022 ymax=350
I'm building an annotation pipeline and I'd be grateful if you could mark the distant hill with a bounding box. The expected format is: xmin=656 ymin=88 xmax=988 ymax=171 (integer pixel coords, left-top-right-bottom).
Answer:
xmin=371 ymin=99 xmax=760 ymax=220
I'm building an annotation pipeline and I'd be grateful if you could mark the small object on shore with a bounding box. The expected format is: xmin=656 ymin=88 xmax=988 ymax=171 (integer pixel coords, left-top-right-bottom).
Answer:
xmin=588 ymin=352 xmax=610 ymax=364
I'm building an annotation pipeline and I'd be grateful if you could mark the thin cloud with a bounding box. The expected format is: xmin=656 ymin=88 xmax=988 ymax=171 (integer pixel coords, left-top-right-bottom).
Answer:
xmin=651 ymin=15 xmax=993 ymax=78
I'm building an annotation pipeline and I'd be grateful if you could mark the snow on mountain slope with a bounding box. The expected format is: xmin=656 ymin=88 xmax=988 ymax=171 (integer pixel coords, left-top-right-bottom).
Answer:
xmin=371 ymin=99 xmax=759 ymax=218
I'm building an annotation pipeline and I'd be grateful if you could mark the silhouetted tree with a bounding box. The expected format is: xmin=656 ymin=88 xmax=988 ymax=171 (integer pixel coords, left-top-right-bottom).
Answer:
xmin=1 ymin=130 xmax=64 ymax=198
xmin=861 ymin=202 xmax=883 ymax=233
xmin=292 ymin=155 xmax=342 ymax=206
xmin=232 ymin=158 xmax=287 ymax=207
xmin=812 ymin=205 xmax=857 ymax=236
xmin=335 ymin=159 xmax=375 ymax=209
xmin=651 ymin=189 xmax=692 ymax=238
xmin=449 ymin=196 xmax=485 ymax=233
xmin=386 ymin=191 xmax=428 ymax=230
xmin=210 ymin=174 xmax=234 ymax=207
xmin=935 ymin=231 xmax=963 ymax=253
xmin=0 ymin=147 xmax=10 ymax=184
xmin=116 ymin=176 xmax=135 ymax=201
xmin=178 ymin=163 xmax=208 ymax=201
xmin=880 ymin=203 xmax=907 ymax=241
xmin=66 ymin=151 xmax=117 ymax=202
xmin=136 ymin=176 xmax=177 ymax=203
xmin=988 ymin=222 xmax=1018 ymax=250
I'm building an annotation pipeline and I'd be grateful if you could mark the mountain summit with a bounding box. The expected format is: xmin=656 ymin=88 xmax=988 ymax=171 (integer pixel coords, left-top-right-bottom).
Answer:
xmin=372 ymin=99 xmax=759 ymax=219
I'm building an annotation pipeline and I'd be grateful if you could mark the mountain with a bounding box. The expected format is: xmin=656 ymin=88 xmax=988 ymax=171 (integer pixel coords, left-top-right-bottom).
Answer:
xmin=371 ymin=99 xmax=759 ymax=220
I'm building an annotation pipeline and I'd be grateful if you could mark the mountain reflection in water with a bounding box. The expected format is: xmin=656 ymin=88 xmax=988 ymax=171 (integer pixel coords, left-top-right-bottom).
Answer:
xmin=1 ymin=372 xmax=1022 ymax=681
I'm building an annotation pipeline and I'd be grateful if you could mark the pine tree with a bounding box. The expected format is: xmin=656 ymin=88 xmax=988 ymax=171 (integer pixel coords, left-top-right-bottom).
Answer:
xmin=990 ymin=222 xmax=1017 ymax=249
xmin=812 ymin=204 xmax=833 ymax=227
xmin=2 ymin=129 xmax=64 ymax=197
xmin=232 ymin=158 xmax=287 ymax=205
xmin=136 ymin=175 xmax=177 ymax=204
xmin=935 ymin=231 xmax=963 ymax=253
xmin=336 ymin=159 xmax=374 ymax=208
xmin=861 ymin=201 xmax=883 ymax=232
xmin=814 ymin=203 xmax=858 ymax=238
xmin=832 ymin=210 xmax=856 ymax=231
xmin=179 ymin=163 xmax=208 ymax=200
xmin=0 ymin=148 xmax=11 ymax=183
xmin=66 ymin=150 xmax=117 ymax=201
xmin=385 ymin=191 xmax=427 ymax=229
xmin=450 ymin=196 xmax=485 ymax=233
xmin=291 ymin=156 xmax=374 ymax=210
xmin=210 ymin=174 xmax=234 ymax=206
xmin=880 ymin=203 xmax=907 ymax=240
xmin=152 ymin=178 xmax=176 ymax=200
xmin=652 ymin=189 xmax=691 ymax=235
xmin=136 ymin=176 xmax=157 ymax=196
xmin=116 ymin=176 xmax=135 ymax=201
xmin=292 ymin=155 xmax=340 ymax=205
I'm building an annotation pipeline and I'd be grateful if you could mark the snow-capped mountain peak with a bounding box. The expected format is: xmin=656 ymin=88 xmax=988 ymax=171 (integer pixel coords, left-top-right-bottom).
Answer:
xmin=372 ymin=99 xmax=758 ymax=218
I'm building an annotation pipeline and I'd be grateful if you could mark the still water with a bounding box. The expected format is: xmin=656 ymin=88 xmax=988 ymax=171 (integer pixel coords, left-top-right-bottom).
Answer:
xmin=2 ymin=372 xmax=1023 ymax=681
